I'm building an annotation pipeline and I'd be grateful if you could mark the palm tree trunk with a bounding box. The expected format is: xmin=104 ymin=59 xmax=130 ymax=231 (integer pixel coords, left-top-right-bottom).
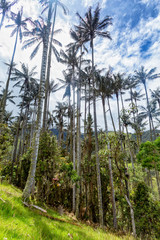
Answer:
xmin=102 ymin=96 xmax=117 ymax=229
xmin=76 ymin=50 xmax=82 ymax=218
xmin=116 ymin=93 xmax=121 ymax=133
xmin=72 ymin=68 xmax=76 ymax=213
xmin=30 ymin=101 xmax=37 ymax=146
xmin=126 ymin=127 xmax=135 ymax=173
xmin=91 ymin=38 xmax=103 ymax=227
xmin=107 ymin=97 xmax=116 ymax=134
xmin=22 ymin=5 xmax=52 ymax=200
xmin=42 ymin=1 xmax=57 ymax=129
xmin=0 ymin=28 xmax=18 ymax=122
xmin=120 ymin=91 xmax=125 ymax=133
xmin=143 ymin=82 xmax=154 ymax=141
xmin=84 ymin=83 xmax=87 ymax=135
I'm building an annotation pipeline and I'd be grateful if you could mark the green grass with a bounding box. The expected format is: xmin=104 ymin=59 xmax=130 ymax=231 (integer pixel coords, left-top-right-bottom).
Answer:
xmin=0 ymin=183 xmax=134 ymax=240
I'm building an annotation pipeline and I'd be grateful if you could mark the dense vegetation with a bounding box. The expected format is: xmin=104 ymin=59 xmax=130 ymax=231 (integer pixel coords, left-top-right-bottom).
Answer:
xmin=0 ymin=0 xmax=160 ymax=239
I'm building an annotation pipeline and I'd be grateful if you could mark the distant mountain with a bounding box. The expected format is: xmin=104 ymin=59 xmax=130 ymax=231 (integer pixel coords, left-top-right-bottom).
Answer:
xmin=50 ymin=128 xmax=67 ymax=141
xmin=50 ymin=128 xmax=160 ymax=143
xmin=131 ymin=130 xmax=160 ymax=142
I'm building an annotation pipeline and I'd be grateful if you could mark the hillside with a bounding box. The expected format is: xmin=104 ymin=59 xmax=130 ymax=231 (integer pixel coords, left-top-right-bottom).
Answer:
xmin=0 ymin=183 xmax=134 ymax=240
xmin=131 ymin=130 xmax=160 ymax=142
xmin=50 ymin=128 xmax=160 ymax=143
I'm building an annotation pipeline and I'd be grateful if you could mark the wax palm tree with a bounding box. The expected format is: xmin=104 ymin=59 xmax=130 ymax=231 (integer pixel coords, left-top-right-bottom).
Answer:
xmin=76 ymin=4 xmax=112 ymax=226
xmin=69 ymin=27 xmax=88 ymax=218
xmin=134 ymin=66 xmax=160 ymax=141
xmin=23 ymin=17 xmax=61 ymax=60
xmin=0 ymin=8 xmax=29 ymax=122
xmin=95 ymin=69 xmax=117 ymax=229
xmin=59 ymin=46 xmax=79 ymax=213
xmin=42 ymin=0 xmax=68 ymax=130
xmin=53 ymin=102 xmax=67 ymax=145
xmin=139 ymin=102 xmax=160 ymax=139
xmin=39 ymin=0 xmax=68 ymax=16
xmin=23 ymin=16 xmax=62 ymax=129
xmin=22 ymin=2 xmax=53 ymax=200
xmin=11 ymin=63 xmax=38 ymax=90
xmin=0 ymin=0 xmax=18 ymax=29
xmin=10 ymin=63 xmax=38 ymax=182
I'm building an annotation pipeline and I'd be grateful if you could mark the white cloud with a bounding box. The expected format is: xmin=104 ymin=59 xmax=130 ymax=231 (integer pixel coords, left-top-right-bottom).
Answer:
xmin=82 ymin=0 xmax=108 ymax=8
xmin=0 ymin=0 xmax=160 ymax=131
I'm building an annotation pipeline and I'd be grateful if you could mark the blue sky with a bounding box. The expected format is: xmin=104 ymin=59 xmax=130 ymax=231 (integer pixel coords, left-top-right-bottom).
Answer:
xmin=0 ymin=0 xmax=160 ymax=130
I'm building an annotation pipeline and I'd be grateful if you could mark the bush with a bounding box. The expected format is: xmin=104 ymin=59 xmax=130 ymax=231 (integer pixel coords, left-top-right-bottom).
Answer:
xmin=133 ymin=182 xmax=160 ymax=239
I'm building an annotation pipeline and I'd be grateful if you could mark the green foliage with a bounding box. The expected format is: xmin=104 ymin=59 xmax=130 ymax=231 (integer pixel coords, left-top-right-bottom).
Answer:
xmin=137 ymin=140 xmax=160 ymax=170
xmin=18 ymin=148 xmax=33 ymax=188
xmin=0 ymin=124 xmax=13 ymax=163
xmin=36 ymin=131 xmax=61 ymax=203
xmin=60 ymin=161 xmax=80 ymax=183
xmin=133 ymin=182 xmax=160 ymax=239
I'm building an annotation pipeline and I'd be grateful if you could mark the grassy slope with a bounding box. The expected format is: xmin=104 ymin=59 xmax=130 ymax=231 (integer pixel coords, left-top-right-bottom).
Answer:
xmin=0 ymin=183 xmax=134 ymax=240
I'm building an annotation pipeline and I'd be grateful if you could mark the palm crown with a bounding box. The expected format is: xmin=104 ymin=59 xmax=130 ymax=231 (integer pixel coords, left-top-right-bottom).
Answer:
xmin=76 ymin=4 xmax=112 ymax=47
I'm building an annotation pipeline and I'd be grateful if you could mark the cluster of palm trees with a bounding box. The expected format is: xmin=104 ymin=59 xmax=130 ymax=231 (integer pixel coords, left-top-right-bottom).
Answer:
xmin=0 ymin=0 xmax=160 ymax=236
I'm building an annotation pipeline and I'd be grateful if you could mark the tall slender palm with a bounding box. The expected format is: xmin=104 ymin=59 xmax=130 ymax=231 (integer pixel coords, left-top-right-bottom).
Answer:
xmin=95 ymin=69 xmax=117 ymax=229
xmin=23 ymin=17 xmax=61 ymax=61
xmin=69 ymin=26 xmax=89 ymax=218
xmin=139 ymin=102 xmax=160 ymax=137
xmin=0 ymin=8 xmax=29 ymax=122
xmin=76 ymin=4 xmax=112 ymax=226
xmin=10 ymin=63 xmax=38 ymax=182
xmin=0 ymin=0 xmax=18 ymax=29
xmin=42 ymin=0 xmax=68 ymax=130
xmin=53 ymin=102 xmax=67 ymax=145
xmin=134 ymin=66 xmax=159 ymax=141
xmin=23 ymin=16 xmax=62 ymax=130
xmin=59 ymin=46 xmax=79 ymax=213
xmin=22 ymin=1 xmax=53 ymax=200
